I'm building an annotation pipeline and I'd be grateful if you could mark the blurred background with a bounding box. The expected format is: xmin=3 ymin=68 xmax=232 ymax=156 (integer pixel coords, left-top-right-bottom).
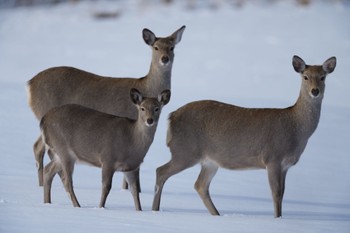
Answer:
xmin=1 ymin=0 xmax=349 ymax=9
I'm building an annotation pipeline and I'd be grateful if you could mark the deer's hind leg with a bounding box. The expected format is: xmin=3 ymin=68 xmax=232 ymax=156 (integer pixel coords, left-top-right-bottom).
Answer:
xmin=194 ymin=160 xmax=219 ymax=215
xmin=61 ymin=158 xmax=80 ymax=207
xmin=152 ymin=158 xmax=199 ymax=211
xmin=34 ymin=135 xmax=45 ymax=186
xmin=43 ymin=156 xmax=62 ymax=204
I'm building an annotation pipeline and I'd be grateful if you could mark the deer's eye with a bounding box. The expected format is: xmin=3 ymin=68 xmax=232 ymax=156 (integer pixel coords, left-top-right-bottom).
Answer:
xmin=141 ymin=107 xmax=145 ymax=111
xmin=170 ymin=47 xmax=174 ymax=52
xmin=320 ymin=76 xmax=325 ymax=81
xmin=303 ymin=75 xmax=308 ymax=80
xmin=154 ymin=46 xmax=159 ymax=51
xmin=154 ymin=107 xmax=159 ymax=112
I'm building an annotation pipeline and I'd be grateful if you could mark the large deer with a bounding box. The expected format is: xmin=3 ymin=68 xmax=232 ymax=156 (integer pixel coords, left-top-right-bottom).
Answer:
xmin=41 ymin=88 xmax=170 ymax=209
xmin=152 ymin=55 xmax=336 ymax=218
xmin=27 ymin=26 xmax=185 ymax=190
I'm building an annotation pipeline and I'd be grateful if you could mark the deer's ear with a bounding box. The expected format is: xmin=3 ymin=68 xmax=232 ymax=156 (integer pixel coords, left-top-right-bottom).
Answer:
xmin=322 ymin=57 xmax=336 ymax=74
xmin=143 ymin=28 xmax=156 ymax=46
xmin=130 ymin=88 xmax=143 ymax=105
xmin=292 ymin=55 xmax=306 ymax=73
xmin=158 ymin=89 xmax=171 ymax=106
xmin=170 ymin=25 xmax=186 ymax=45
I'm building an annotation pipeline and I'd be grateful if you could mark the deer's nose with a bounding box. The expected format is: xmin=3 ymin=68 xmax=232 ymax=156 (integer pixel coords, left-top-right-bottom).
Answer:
xmin=311 ymin=88 xmax=320 ymax=97
xmin=146 ymin=118 xmax=154 ymax=126
xmin=161 ymin=56 xmax=169 ymax=64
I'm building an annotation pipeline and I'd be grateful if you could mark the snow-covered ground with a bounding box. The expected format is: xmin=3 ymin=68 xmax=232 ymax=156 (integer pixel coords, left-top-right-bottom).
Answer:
xmin=0 ymin=1 xmax=349 ymax=232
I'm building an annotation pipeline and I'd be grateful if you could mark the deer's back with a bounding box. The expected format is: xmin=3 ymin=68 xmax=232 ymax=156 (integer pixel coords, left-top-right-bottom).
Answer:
xmin=28 ymin=66 xmax=140 ymax=120
xmin=41 ymin=104 xmax=137 ymax=168
xmin=167 ymin=100 xmax=304 ymax=169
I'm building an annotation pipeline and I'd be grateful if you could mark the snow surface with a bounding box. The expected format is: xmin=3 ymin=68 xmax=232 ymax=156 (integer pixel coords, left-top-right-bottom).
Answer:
xmin=0 ymin=1 xmax=349 ymax=232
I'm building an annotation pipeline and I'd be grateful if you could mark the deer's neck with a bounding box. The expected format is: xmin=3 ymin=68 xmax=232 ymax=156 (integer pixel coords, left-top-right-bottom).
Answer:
xmin=291 ymin=93 xmax=322 ymax=138
xmin=132 ymin=121 xmax=157 ymax=149
xmin=145 ymin=62 xmax=172 ymax=93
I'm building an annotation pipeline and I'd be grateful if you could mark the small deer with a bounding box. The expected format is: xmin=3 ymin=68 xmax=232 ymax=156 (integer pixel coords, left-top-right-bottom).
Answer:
xmin=41 ymin=88 xmax=170 ymax=209
xmin=152 ymin=55 xmax=336 ymax=218
xmin=27 ymin=26 xmax=185 ymax=190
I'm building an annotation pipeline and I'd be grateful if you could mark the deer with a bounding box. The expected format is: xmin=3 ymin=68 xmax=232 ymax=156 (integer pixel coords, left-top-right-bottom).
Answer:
xmin=152 ymin=55 xmax=336 ymax=218
xmin=27 ymin=25 xmax=185 ymax=191
xmin=40 ymin=88 xmax=170 ymax=209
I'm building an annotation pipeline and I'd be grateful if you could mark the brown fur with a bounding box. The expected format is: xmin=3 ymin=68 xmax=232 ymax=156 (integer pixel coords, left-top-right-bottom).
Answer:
xmin=27 ymin=26 xmax=185 ymax=189
xmin=152 ymin=56 xmax=336 ymax=218
xmin=41 ymin=89 xmax=170 ymax=209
